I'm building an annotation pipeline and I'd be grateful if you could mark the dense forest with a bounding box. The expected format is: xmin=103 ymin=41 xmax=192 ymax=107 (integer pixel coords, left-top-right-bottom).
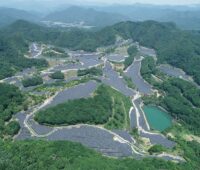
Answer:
xmin=50 ymin=71 xmax=65 ymax=79
xmin=158 ymin=78 xmax=200 ymax=135
xmin=35 ymin=85 xmax=113 ymax=125
xmin=35 ymin=84 xmax=131 ymax=128
xmin=22 ymin=76 xmax=43 ymax=87
xmin=0 ymin=140 xmax=184 ymax=170
xmin=0 ymin=84 xmax=25 ymax=138
xmin=140 ymin=57 xmax=157 ymax=84
xmin=0 ymin=34 xmax=48 ymax=80
xmin=0 ymin=138 xmax=199 ymax=170
xmin=4 ymin=20 xmax=116 ymax=52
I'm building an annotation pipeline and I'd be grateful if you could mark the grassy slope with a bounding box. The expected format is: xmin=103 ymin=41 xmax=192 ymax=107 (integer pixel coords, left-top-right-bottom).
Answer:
xmin=104 ymin=85 xmax=132 ymax=130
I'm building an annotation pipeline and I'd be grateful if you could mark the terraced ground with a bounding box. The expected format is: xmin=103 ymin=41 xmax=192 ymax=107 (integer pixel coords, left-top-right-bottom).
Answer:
xmin=7 ymin=42 xmax=186 ymax=162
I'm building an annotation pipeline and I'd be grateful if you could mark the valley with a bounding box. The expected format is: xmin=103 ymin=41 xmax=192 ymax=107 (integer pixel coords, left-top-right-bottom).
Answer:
xmin=0 ymin=15 xmax=200 ymax=169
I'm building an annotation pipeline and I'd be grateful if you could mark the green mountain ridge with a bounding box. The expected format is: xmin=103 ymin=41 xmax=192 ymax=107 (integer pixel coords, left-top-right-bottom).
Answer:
xmin=0 ymin=23 xmax=48 ymax=79
xmin=4 ymin=19 xmax=200 ymax=84
xmin=0 ymin=7 xmax=38 ymax=27
xmin=96 ymin=4 xmax=200 ymax=30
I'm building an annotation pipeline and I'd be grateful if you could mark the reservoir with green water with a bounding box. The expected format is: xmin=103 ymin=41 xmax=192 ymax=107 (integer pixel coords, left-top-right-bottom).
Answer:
xmin=143 ymin=105 xmax=172 ymax=132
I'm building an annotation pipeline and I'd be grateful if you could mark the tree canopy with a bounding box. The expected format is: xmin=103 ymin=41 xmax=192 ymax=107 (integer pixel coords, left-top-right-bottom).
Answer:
xmin=0 ymin=83 xmax=25 ymax=138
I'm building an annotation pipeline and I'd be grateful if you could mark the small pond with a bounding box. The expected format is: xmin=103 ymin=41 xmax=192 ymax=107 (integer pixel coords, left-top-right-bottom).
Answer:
xmin=143 ymin=105 xmax=172 ymax=132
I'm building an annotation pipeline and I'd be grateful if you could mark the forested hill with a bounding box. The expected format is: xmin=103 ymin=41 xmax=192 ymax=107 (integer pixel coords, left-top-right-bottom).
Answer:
xmin=4 ymin=20 xmax=200 ymax=84
xmin=4 ymin=20 xmax=116 ymax=52
xmin=0 ymin=7 xmax=38 ymax=27
xmin=0 ymin=24 xmax=48 ymax=79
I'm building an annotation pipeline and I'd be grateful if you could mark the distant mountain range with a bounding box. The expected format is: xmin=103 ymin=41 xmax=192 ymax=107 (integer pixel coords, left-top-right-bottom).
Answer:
xmin=95 ymin=5 xmax=200 ymax=30
xmin=0 ymin=7 xmax=38 ymax=27
xmin=1 ymin=5 xmax=200 ymax=30
xmin=43 ymin=6 xmax=129 ymax=27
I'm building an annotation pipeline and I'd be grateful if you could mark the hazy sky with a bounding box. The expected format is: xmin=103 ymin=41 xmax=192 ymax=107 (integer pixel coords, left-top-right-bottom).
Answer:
xmin=1 ymin=0 xmax=200 ymax=5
